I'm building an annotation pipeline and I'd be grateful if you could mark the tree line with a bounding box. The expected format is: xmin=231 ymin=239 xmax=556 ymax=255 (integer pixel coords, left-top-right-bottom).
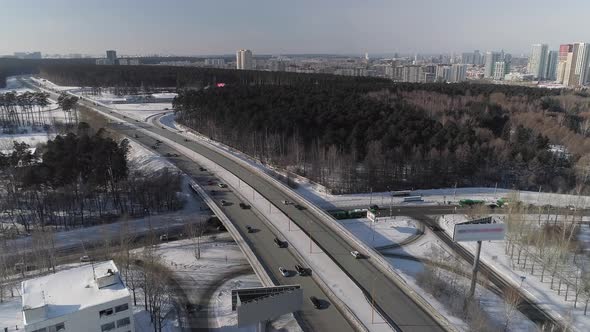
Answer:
xmin=174 ymin=84 xmax=578 ymax=193
xmin=0 ymin=126 xmax=183 ymax=234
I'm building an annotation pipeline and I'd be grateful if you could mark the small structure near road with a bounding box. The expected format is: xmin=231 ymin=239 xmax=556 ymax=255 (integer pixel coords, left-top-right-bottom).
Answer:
xmin=232 ymin=285 xmax=303 ymax=332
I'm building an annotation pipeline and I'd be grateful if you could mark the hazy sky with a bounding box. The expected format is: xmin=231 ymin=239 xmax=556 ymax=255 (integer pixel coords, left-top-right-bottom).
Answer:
xmin=1 ymin=0 xmax=589 ymax=56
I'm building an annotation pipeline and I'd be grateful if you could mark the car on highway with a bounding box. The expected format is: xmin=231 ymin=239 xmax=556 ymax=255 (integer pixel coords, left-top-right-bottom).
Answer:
xmin=274 ymin=237 xmax=287 ymax=248
xmin=159 ymin=234 xmax=169 ymax=241
xmin=294 ymin=204 xmax=306 ymax=210
xmin=282 ymin=200 xmax=291 ymax=205
xmin=199 ymin=167 xmax=207 ymax=171
xmin=309 ymin=296 xmax=322 ymax=309
xmin=279 ymin=267 xmax=289 ymax=277
xmin=246 ymin=225 xmax=254 ymax=233
xmin=239 ymin=202 xmax=251 ymax=209
xmin=80 ymin=255 xmax=91 ymax=263
xmin=151 ymin=145 xmax=158 ymax=150
xmin=370 ymin=204 xmax=379 ymax=211
xmin=350 ymin=250 xmax=362 ymax=259
xmin=218 ymin=183 xmax=227 ymax=188
xmin=220 ymin=200 xmax=229 ymax=206
xmin=184 ymin=138 xmax=190 ymax=142
xmin=295 ymin=264 xmax=308 ymax=276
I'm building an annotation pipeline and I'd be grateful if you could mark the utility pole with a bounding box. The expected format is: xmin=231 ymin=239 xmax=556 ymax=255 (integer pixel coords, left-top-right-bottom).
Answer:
xmin=369 ymin=187 xmax=373 ymax=205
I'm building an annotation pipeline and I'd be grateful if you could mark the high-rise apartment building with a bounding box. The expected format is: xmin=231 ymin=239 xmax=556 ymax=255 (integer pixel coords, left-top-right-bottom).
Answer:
xmin=557 ymin=44 xmax=573 ymax=83
xmin=450 ymin=64 xmax=467 ymax=82
xmin=484 ymin=52 xmax=501 ymax=78
xmin=106 ymin=50 xmax=117 ymax=65
xmin=563 ymin=43 xmax=590 ymax=87
xmin=528 ymin=44 xmax=549 ymax=80
xmin=493 ymin=61 xmax=509 ymax=80
xmin=545 ymin=50 xmax=558 ymax=81
xmin=236 ymin=49 xmax=253 ymax=70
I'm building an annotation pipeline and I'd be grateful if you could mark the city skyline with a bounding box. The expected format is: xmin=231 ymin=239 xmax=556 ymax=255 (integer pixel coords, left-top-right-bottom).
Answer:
xmin=2 ymin=0 xmax=590 ymax=56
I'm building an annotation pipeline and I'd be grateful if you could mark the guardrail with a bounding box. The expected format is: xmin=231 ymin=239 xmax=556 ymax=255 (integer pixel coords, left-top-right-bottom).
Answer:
xmin=175 ymin=122 xmax=457 ymax=332
xmin=227 ymin=179 xmax=371 ymax=332
xmin=188 ymin=181 xmax=274 ymax=287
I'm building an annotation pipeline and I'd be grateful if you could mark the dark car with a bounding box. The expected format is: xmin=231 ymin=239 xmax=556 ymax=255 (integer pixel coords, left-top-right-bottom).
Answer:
xmin=295 ymin=264 xmax=307 ymax=276
xmin=309 ymin=296 xmax=321 ymax=309
xmin=274 ymin=237 xmax=287 ymax=248
xmin=370 ymin=204 xmax=379 ymax=211
xmin=246 ymin=225 xmax=254 ymax=233
xmin=294 ymin=204 xmax=306 ymax=210
xmin=199 ymin=167 xmax=207 ymax=171
xmin=239 ymin=202 xmax=251 ymax=209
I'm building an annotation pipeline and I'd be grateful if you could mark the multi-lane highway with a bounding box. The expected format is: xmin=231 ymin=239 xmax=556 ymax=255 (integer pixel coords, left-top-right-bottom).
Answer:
xmin=24 ymin=79 xmax=356 ymax=332
xmin=41 ymin=81 xmax=450 ymax=331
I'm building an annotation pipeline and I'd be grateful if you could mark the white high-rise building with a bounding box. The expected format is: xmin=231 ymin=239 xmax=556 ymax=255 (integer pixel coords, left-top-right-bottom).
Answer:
xmin=493 ymin=61 xmax=509 ymax=80
xmin=236 ymin=49 xmax=253 ymax=70
xmin=527 ymin=44 xmax=549 ymax=80
xmin=484 ymin=52 xmax=501 ymax=78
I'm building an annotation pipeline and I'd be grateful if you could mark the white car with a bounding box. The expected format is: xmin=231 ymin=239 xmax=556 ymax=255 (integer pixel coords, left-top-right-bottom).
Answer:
xmin=279 ymin=267 xmax=289 ymax=277
xmin=218 ymin=183 xmax=227 ymax=188
xmin=350 ymin=251 xmax=362 ymax=259
xmin=80 ymin=255 xmax=91 ymax=263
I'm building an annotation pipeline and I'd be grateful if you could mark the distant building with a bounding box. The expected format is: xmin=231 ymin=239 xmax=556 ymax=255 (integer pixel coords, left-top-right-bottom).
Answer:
xmin=484 ymin=52 xmax=501 ymax=78
xmin=527 ymin=44 xmax=549 ymax=80
xmin=106 ymin=50 xmax=117 ymax=65
xmin=14 ymin=52 xmax=42 ymax=59
xmin=236 ymin=49 xmax=253 ymax=70
xmin=118 ymin=58 xmax=140 ymax=66
xmin=204 ymin=58 xmax=226 ymax=67
xmin=545 ymin=50 xmax=558 ymax=81
xmin=436 ymin=65 xmax=452 ymax=82
xmin=22 ymin=261 xmax=134 ymax=332
xmin=556 ymin=44 xmax=573 ymax=83
xmin=450 ymin=64 xmax=467 ymax=82
xmin=563 ymin=42 xmax=590 ymax=87
xmin=493 ymin=61 xmax=509 ymax=80
xmin=269 ymin=59 xmax=286 ymax=72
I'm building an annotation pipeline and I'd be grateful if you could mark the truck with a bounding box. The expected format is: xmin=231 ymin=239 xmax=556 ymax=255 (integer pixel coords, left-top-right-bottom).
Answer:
xmin=403 ymin=196 xmax=423 ymax=202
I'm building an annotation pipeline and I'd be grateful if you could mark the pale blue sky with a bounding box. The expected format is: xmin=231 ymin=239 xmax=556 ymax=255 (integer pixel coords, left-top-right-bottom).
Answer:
xmin=1 ymin=0 xmax=588 ymax=56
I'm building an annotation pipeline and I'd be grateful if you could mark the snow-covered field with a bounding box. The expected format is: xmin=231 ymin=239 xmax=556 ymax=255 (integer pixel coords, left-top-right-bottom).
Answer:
xmin=337 ymin=216 xmax=420 ymax=248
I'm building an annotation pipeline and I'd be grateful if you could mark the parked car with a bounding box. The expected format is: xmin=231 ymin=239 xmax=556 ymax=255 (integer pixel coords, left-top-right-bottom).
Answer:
xmin=309 ymin=296 xmax=322 ymax=309
xmin=350 ymin=250 xmax=362 ymax=259
xmin=279 ymin=267 xmax=289 ymax=277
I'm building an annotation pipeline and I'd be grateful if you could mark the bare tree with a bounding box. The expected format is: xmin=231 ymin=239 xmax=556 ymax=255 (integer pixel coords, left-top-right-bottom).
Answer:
xmin=502 ymin=286 xmax=522 ymax=331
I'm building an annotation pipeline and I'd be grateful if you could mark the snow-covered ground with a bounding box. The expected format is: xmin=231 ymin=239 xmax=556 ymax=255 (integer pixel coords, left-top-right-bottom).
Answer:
xmin=0 ymin=76 xmax=35 ymax=94
xmin=337 ymin=216 xmax=420 ymax=248
xmin=139 ymin=234 xmax=301 ymax=331
xmin=436 ymin=214 xmax=590 ymax=331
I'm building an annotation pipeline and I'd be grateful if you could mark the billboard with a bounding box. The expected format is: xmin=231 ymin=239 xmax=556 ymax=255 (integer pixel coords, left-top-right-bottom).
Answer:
xmin=232 ymin=285 xmax=302 ymax=326
xmin=453 ymin=223 xmax=506 ymax=242
xmin=367 ymin=210 xmax=376 ymax=222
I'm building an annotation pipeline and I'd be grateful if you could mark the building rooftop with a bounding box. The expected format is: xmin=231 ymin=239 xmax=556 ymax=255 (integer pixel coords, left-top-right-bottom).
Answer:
xmin=22 ymin=260 xmax=129 ymax=324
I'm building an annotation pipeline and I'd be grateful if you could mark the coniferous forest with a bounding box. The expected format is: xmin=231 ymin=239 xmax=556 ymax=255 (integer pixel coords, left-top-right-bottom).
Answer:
xmin=17 ymin=61 xmax=590 ymax=194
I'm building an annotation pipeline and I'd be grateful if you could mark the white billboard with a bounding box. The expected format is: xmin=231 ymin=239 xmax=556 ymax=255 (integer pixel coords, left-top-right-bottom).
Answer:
xmin=367 ymin=210 xmax=376 ymax=222
xmin=233 ymin=286 xmax=302 ymax=326
xmin=453 ymin=223 xmax=506 ymax=242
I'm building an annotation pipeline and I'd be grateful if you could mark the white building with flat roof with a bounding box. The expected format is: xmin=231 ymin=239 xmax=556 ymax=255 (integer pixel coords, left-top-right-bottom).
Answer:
xmin=22 ymin=261 xmax=134 ymax=332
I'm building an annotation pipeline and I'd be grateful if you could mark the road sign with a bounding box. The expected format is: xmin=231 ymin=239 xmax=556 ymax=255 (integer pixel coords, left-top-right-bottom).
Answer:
xmin=367 ymin=210 xmax=377 ymax=222
xmin=453 ymin=223 xmax=505 ymax=242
